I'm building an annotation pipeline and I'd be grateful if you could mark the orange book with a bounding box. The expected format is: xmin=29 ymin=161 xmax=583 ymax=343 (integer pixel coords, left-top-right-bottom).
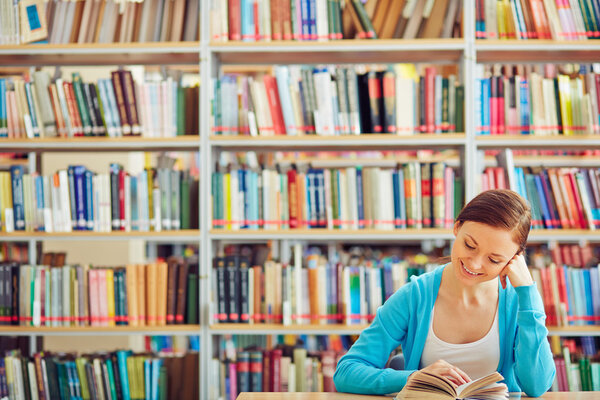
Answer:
xmin=146 ymin=262 xmax=157 ymax=326
xmin=308 ymin=267 xmax=320 ymax=324
xmin=547 ymin=169 xmax=571 ymax=228
xmin=137 ymin=263 xmax=147 ymax=326
xmin=126 ymin=264 xmax=138 ymax=326
xmin=48 ymin=84 xmax=67 ymax=137
xmin=379 ymin=0 xmax=404 ymax=38
xmin=262 ymin=75 xmax=286 ymax=135
xmin=156 ymin=261 xmax=168 ymax=326
xmin=559 ymin=169 xmax=581 ymax=228
xmin=63 ymin=82 xmax=83 ymax=137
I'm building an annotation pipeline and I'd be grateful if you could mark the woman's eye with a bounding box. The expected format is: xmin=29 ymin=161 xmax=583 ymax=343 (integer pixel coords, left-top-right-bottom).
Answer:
xmin=489 ymin=259 xmax=500 ymax=264
xmin=464 ymin=242 xmax=475 ymax=250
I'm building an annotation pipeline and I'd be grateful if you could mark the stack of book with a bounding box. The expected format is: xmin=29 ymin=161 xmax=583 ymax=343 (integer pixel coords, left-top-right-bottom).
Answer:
xmin=0 ymin=0 xmax=200 ymax=45
xmin=211 ymin=163 xmax=463 ymax=231
xmin=0 ymin=158 xmax=199 ymax=233
xmin=0 ymin=349 xmax=199 ymax=400
xmin=0 ymin=255 xmax=199 ymax=327
xmin=0 ymin=70 xmax=200 ymax=139
xmin=211 ymin=245 xmax=438 ymax=325
xmin=211 ymin=0 xmax=463 ymax=41
xmin=476 ymin=64 xmax=600 ymax=136
xmin=213 ymin=65 xmax=464 ymax=136
xmin=476 ymin=0 xmax=600 ymax=40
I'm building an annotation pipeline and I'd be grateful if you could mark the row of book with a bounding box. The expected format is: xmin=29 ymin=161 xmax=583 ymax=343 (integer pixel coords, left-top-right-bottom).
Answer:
xmin=212 ymin=65 xmax=465 ymax=136
xmin=210 ymin=346 xmax=339 ymax=399
xmin=211 ymin=163 xmax=463 ymax=231
xmin=0 ymin=162 xmax=199 ymax=233
xmin=0 ymin=243 xmax=28 ymax=264
xmin=529 ymin=242 xmax=597 ymax=270
xmin=211 ymin=0 xmax=462 ymax=42
xmin=0 ymin=258 xmax=200 ymax=327
xmin=476 ymin=0 xmax=600 ymax=40
xmin=552 ymin=338 xmax=600 ymax=391
xmin=0 ymin=349 xmax=199 ymax=400
xmin=476 ymin=64 xmax=600 ymax=136
xmin=211 ymin=246 xmax=434 ymax=325
xmin=490 ymin=152 xmax=600 ymax=230
xmin=0 ymin=70 xmax=200 ymax=139
xmin=0 ymin=0 xmax=199 ymax=45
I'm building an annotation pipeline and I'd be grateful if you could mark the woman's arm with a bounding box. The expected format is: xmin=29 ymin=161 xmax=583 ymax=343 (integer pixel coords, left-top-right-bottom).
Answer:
xmin=333 ymin=285 xmax=417 ymax=395
xmin=512 ymin=284 xmax=556 ymax=397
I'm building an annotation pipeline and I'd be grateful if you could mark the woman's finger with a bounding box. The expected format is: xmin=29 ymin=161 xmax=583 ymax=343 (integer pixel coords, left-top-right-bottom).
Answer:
xmin=452 ymin=366 xmax=472 ymax=383
xmin=445 ymin=367 xmax=468 ymax=386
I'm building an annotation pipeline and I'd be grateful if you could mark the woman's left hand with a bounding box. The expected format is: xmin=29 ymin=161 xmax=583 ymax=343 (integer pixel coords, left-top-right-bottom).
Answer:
xmin=499 ymin=253 xmax=533 ymax=289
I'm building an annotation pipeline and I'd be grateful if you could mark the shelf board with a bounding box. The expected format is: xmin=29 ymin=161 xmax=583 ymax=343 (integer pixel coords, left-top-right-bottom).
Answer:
xmin=476 ymin=135 xmax=600 ymax=149
xmin=0 ymin=136 xmax=200 ymax=152
xmin=547 ymin=326 xmax=600 ymax=337
xmin=528 ymin=229 xmax=600 ymax=243
xmin=210 ymin=134 xmax=467 ymax=151
xmin=0 ymin=230 xmax=200 ymax=242
xmin=0 ymin=325 xmax=201 ymax=336
xmin=210 ymin=228 xmax=454 ymax=242
xmin=0 ymin=42 xmax=200 ymax=66
xmin=476 ymin=40 xmax=600 ymax=62
xmin=210 ymin=323 xmax=367 ymax=335
xmin=210 ymin=39 xmax=465 ymax=64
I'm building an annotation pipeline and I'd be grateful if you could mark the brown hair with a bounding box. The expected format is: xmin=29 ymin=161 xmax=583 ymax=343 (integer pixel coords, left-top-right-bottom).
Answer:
xmin=455 ymin=189 xmax=531 ymax=253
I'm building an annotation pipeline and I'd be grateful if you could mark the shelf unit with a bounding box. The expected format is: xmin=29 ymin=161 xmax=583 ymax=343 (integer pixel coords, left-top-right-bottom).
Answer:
xmin=3 ymin=2 xmax=600 ymax=399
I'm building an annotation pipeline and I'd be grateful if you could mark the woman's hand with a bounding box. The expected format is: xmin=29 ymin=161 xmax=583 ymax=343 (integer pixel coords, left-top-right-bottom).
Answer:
xmin=499 ymin=253 xmax=533 ymax=289
xmin=408 ymin=359 xmax=471 ymax=387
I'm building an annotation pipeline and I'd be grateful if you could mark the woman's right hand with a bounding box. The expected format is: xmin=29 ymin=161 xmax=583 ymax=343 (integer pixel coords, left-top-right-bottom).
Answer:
xmin=408 ymin=359 xmax=472 ymax=387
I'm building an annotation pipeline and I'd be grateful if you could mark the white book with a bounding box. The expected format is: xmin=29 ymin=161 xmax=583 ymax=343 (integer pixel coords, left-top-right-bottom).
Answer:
xmin=323 ymin=169 xmax=333 ymax=229
xmin=60 ymin=1 xmax=76 ymax=43
xmin=315 ymin=0 xmax=328 ymax=41
xmin=339 ymin=169 xmax=348 ymax=229
xmin=62 ymin=265 xmax=71 ymax=326
xmin=27 ymin=362 xmax=39 ymax=400
xmin=568 ymin=0 xmax=588 ymax=40
xmin=152 ymin=187 xmax=161 ymax=231
xmin=346 ymin=167 xmax=358 ymax=229
xmin=275 ymin=66 xmax=298 ymax=135
xmin=395 ymin=76 xmax=415 ymax=135
xmin=575 ymin=170 xmax=596 ymax=231
xmin=313 ymin=69 xmax=335 ymax=135
xmin=58 ymin=169 xmax=72 ymax=232
xmin=33 ymin=267 xmax=41 ymax=326
xmin=542 ymin=0 xmax=563 ymax=40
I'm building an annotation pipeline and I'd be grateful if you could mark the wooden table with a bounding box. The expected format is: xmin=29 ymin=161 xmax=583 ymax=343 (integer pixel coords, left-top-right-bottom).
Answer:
xmin=237 ymin=393 xmax=600 ymax=400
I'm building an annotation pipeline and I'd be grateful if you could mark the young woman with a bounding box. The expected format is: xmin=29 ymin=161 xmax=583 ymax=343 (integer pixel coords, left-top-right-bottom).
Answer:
xmin=333 ymin=189 xmax=555 ymax=397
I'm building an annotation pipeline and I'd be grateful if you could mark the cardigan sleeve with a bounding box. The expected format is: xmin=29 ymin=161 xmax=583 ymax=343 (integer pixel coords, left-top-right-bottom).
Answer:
xmin=512 ymin=284 xmax=556 ymax=397
xmin=333 ymin=283 xmax=418 ymax=395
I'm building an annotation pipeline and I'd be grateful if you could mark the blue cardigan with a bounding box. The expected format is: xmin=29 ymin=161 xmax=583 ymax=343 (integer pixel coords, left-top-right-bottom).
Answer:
xmin=333 ymin=265 xmax=556 ymax=397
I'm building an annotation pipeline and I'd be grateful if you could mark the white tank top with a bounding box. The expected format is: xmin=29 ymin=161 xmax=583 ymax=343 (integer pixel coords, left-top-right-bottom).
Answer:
xmin=420 ymin=304 xmax=500 ymax=380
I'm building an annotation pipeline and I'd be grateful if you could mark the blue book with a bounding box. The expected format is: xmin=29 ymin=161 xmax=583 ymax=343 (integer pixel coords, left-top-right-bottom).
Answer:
xmin=24 ymin=82 xmax=40 ymax=138
xmin=249 ymin=171 xmax=258 ymax=229
xmin=308 ymin=0 xmax=317 ymax=39
xmin=534 ymin=174 xmax=552 ymax=228
xmin=241 ymin=0 xmax=256 ymax=41
xmin=317 ymin=170 xmax=326 ymax=227
xmin=0 ymin=79 xmax=6 ymax=137
xmin=356 ymin=167 xmax=364 ymax=228
xmin=116 ymin=351 xmax=132 ymax=400
xmin=305 ymin=171 xmax=314 ymax=228
xmin=104 ymin=78 xmax=122 ymax=136
xmin=582 ymin=269 xmax=594 ymax=325
xmin=131 ymin=175 xmax=138 ymax=231
xmin=519 ymin=78 xmax=530 ymax=134
xmin=563 ymin=266 xmax=574 ymax=325
xmin=144 ymin=359 xmax=151 ymax=400
xmin=589 ymin=267 xmax=600 ymax=321
xmin=67 ymin=166 xmax=77 ymax=229
xmin=480 ymin=78 xmax=490 ymax=135
xmin=397 ymin=167 xmax=406 ymax=228
xmin=349 ymin=267 xmax=361 ymax=324
xmin=10 ymin=165 xmax=25 ymax=231
xmin=151 ymin=359 xmax=162 ymax=400
xmin=73 ymin=166 xmax=87 ymax=230
xmin=35 ymin=175 xmax=45 ymax=231
xmin=392 ymin=170 xmax=400 ymax=227
xmin=301 ymin=0 xmax=310 ymax=40
xmin=275 ymin=66 xmax=296 ymax=135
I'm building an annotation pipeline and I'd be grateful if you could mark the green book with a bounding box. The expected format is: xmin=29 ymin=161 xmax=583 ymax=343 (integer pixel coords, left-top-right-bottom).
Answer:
xmin=181 ymin=172 xmax=190 ymax=229
xmin=158 ymin=366 xmax=168 ymax=400
xmin=186 ymin=272 xmax=199 ymax=324
xmin=177 ymin=86 xmax=185 ymax=136
xmin=453 ymin=176 xmax=464 ymax=220
xmin=105 ymin=358 xmax=119 ymax=400
xmin=455 ymin=85 xmax=464 ymax=133
xmin=351 ymin=0 xmax=377 ymax=38
xmin=76 ymin=358 xmax=91 ymax=400
xmin=72 ymin=72 xmax=93 ymax=136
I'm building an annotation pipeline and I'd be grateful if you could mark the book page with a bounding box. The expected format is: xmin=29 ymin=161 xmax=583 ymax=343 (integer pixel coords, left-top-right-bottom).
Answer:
xmin=457 ymin=371 xmax=508 ymax=399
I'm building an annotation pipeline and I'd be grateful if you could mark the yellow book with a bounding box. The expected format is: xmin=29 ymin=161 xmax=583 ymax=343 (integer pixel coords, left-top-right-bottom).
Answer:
xmin=0 ymin=173 xmax=9 ymax=231
xmin=127 ymin=356 xmax=137 ymax=399
xmin=137 ymin=263 xmax=147 ymax=326
xmin=156 ymin=261 xmax=168 ymax=326
xmin=503 ymin=0 xmax=516 ymax=39
xmin=146 ymin=263 xmax=157 ymax=326
xmin=224 ymin=172 xmax=231 ymax=229
xmin=496 ymin=0 xmax=506 ymax=39
xmin=126 ymin=264 xmax=138 ymax=326
xmin=558 ymin=75 xmax=573 ymax=135
xmin=106 ymin=268 xmax=116 ymax=327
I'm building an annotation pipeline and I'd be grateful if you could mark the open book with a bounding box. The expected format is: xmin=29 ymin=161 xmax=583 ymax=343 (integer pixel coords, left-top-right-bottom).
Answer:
xmin=395 ymin=371 xmax=509 ymax=400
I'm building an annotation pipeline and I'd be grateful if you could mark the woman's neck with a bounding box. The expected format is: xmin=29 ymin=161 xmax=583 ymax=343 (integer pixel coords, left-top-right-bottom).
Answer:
xmin=441 ymin=263 xmax=498 ymax=307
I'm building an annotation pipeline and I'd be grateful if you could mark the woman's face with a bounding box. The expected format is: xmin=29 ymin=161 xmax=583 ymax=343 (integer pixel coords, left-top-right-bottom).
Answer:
xmin=451 ymin=221 xmax=520 ymax=286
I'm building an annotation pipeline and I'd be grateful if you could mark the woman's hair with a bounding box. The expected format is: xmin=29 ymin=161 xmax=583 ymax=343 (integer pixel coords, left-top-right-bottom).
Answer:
xmin=455 ymin=189 xmax=531 ymax=253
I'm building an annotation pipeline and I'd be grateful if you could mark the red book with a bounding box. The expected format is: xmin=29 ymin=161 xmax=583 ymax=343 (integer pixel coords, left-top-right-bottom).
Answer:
xmin=367 ymin=71 xmax=382 ymax=133
xmin=270 ymin=349 xmax=282 ymax=392
xmin=321 ymin=350 xmax=337 ymax=392
xmin=424 ymin=67 xmax=436 ymax=133
xmin=228 ymin=0 xmax=241 ymax=40
xmin=497 ymin=77 xmax=505 ymax=134
xmin=287 ymin=168 xmax=299 ymax=228
xmin=539 ymin=268 xmax=556 ymax=326
xmin=555 ymin=266 xmax=569 ymax=319
xmin=490 ymin=76 xmax=498 ymax=135
xmin=118 ymin=169 xmax=126 ymax=230
xmin=566 ymin=170 xmax=587 ymax=229
xmin=262 ymin=75 xmax=286 ymax=135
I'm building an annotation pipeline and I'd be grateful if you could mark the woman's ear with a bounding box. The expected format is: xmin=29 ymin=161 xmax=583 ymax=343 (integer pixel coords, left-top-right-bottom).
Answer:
xmin=453 ymin=221 xmax=462 ymax=237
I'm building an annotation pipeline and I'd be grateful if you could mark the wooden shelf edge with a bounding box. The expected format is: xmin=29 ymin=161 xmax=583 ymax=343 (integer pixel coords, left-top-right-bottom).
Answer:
xmin=210 ymin=38 xmax=465 ymax=48
xmin=0 ymin=42 xmax=200 ymax=51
